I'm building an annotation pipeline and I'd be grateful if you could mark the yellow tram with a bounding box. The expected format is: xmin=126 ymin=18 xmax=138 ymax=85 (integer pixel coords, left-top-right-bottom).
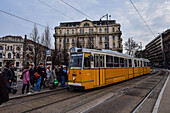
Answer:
xmin=68 ymin=47 xmax=150 ymax=90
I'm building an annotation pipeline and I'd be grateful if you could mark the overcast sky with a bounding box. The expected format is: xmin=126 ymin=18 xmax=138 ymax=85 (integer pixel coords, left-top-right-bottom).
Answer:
xmin=0 ymin=0 xmax=169 ymax=51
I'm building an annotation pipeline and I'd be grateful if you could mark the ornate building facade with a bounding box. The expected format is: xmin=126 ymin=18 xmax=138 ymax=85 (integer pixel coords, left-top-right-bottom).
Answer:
xmin=0 ymin=35 xmax=49 ymax=72
xmin=53 ymin=19 xmax=123 ymax=65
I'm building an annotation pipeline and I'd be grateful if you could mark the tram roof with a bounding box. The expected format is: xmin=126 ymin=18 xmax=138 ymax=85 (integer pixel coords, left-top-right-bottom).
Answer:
xmin=71 ymin=47 xmax=149 ymax=62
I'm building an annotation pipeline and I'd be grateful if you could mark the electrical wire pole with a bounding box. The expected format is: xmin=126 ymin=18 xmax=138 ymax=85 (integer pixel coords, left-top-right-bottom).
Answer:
xmin=100 ymin=14 xmax=109 ymax=50
xmin=23 ymin=35 xmax=27 ymax=69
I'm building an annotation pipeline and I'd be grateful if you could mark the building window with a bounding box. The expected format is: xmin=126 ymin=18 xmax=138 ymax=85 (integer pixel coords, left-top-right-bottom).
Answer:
xmin=89 ymin=29 xmax=91 ymax=33
xmin=92 ymin=45 xmax=94 ymax=49
xmin=10 ymin=46 xmax=13 ymax=50
xmin=72 ymin=38 xmax=74 ymax=42
xmin=0 ymin=62 xmax=2 ymax=67
xmin=105 ymin=28 xmax=107 ymax=33
xmin=17 ymin=46 xmax=20 ymax=51
xmin=80 ymin=29 xmax=84 ymax=34
xmin=100 ymin=37 xmax=102 ymax=41
xmin=99 ymin=28 xmax=102 ymax=33
xmin=84 ymin=23 xmax=89 ymax=27
xmin=0 ymin=53 xmax=2 ymax=58
xmin=67 ymin=30 xmax=69 ymax=34
xmin=7 ymin=46 xmax=10 ymax=50
xmin=16 ymin=53 xmax=20 ymax=59
xmin=91 ymin=37 xmax=94 ymax=41
xmin=105 ymin=44 xmax=107 ymax=49
xmin=113 ymin=28 xmax=115 ymax=32
xmin=92 ymin=29 xmax=94 ymax=33
xmin=105 ymin=36 xmax=107 ymax=41
xmin=60 ymin=30 xmax=62 ymax=34
xmin=16 ymin=62 xmax=19 ymax=67
xmin=60 ymin=38 xmax=61 ymax=42
xmin=8 ymin=53 xmax=11 ymax=58
xmin=82 ymin=38 xmax=84 ymax=42
xmin=67 ymin=38 xmax=69 ymax=43
xmin=72 ymin=29 xmax=74 ymax=34
xmin=113 ymin=43 xmax=115 ymax=48
xmin=0 ymin=45 xmax=3 ymax=50
xmin=113 ymin=36 xmax=115 ymax=40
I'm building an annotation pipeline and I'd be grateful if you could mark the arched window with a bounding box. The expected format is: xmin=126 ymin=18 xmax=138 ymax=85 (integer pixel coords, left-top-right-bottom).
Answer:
xmin=8 ymin=53 xmax=11 ymax=58
xmin=16 ymin=53 xmax=20 ymax=59
xmin=60 ymin=30 xmax=62 ymax=34
xmin=99 ymin=28 xmax=102 ymax=33
xmin=67 ymin=30 xmax=69 ymax=34
xmin=17 ymin=46 xmax=20 ymax=51
xmin=84 ymin=23 xmax=89 ymax=27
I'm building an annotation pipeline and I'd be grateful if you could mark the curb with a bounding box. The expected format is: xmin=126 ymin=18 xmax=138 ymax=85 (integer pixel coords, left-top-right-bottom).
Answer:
xmin=9 ymin=87 xmax=67 ymax=100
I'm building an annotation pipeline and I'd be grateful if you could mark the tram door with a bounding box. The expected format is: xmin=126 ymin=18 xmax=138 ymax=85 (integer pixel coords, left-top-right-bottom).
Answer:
xmin=94 ymin=54 xmax=105 ymax=86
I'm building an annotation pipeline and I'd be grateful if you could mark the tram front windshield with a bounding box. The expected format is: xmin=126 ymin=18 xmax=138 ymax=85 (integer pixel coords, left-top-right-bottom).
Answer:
xmin=69 ymin=54 xmax=83 ymax=69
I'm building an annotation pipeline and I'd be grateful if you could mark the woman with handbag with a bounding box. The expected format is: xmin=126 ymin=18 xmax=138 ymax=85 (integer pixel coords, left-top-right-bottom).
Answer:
xmin=33 ymin=63 xmax=43 ymax=92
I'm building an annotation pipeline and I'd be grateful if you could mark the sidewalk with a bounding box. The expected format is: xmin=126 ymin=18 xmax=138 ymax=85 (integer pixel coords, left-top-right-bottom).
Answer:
xmin=9 ymin=81 xmax=66 ymax=100
xmin=152 ymin=70 xmax=170 ymax=113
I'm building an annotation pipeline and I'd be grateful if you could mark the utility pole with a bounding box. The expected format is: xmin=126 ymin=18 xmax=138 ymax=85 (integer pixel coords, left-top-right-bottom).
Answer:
xmin=24 ymin=35 xmax=27 ymax=68
xmin=100 ymin=14 xmax=110 ymax=50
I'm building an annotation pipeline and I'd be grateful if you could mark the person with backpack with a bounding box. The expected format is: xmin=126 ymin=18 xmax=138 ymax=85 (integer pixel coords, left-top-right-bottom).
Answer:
xmin=22 ymin=65 xmax=30 ymax=94
xmin=2 ymin=65 xmax=17 ymax=94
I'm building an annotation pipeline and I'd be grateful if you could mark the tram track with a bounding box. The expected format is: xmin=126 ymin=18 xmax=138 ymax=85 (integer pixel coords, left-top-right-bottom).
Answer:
xmin=0 ymin=70 xmax=166 ymax=113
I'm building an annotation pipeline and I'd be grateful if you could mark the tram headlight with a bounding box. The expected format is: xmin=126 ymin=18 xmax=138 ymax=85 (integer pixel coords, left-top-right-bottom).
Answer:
xmin=73 ymin=77 xmax=76 ymax=83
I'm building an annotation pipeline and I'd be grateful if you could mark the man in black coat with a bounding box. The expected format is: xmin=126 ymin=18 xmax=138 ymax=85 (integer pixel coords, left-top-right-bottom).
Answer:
xmin=2 ymin=65 xmax=17 ymax=94
xmin=0 ymin=73 xmax=9 ymax=105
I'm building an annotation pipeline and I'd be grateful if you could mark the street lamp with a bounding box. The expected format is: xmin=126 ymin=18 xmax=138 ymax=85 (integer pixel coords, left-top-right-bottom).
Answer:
xmin=100 ymin=14 xmax=110 ymax=50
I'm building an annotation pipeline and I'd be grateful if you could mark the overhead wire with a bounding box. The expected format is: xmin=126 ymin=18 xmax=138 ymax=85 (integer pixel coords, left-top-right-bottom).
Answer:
xmin=0 ymin=9 xmax=53 ymax=30
xmin=129 ymin=0 xmax=156 ymax=38
xmin=38 ymin=0 xmax=75 ymax=20
xmin=60 ymin=0 xmax=94 ymax=20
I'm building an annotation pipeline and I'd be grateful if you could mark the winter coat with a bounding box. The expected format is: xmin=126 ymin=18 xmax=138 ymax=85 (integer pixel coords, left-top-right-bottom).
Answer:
xmin=0 ymin=74 xmax=9 ymax=105
xmin=2 ymin=69 xmax=13 ymax=82
xmin=22 ymin=69 xmax=30 ymax=84
xmin=50 ymin=70 xmax=56 ymax=84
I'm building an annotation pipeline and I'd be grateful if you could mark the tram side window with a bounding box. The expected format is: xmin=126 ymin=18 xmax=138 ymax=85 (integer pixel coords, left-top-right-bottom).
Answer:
xmin=144 ymin=62 xmax=146 ymax=66
xmin=84 ymin=57 xmax=91 ymax=69
xmin=100 ymin=55 xmax=105 ymax=67
xmin=138 ymin=61 xmax=140 ymax=67
xmin=114 ymin=57 xmax=119 ymax=67
xmin=125 ymin=59 xmax=128 ymax=67
xmin=120 ymin=57 xmax=124 ymax=67
xmin=94 ymin=55 xmax=99 ymax=67
xmin=106 ymin=55 xmax=113 ymax=67
xmin=129 ymin=59 xmax=132 ymax=67
xmin=134 ymin=60 xmax=137 ymax=67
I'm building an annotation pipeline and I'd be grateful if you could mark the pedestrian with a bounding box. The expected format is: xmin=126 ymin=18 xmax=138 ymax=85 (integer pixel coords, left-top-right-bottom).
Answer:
xmin=22 ymin=65 xmax=30 ymax=94
xmin=29 ymin=64 xmax=35 ymax=89
xmin=40 ymin=65 xmax=47 ymax=89
xmin=33 ymin=63 xmax=43 ymax=92
xmin=50 ymin=66 xmax=56 ymax=89
xmin=46 ymin=65 xmax=51 ymax=87
xmin=55 ymin=65 xmax=60 ymax=82
xmin=59 ymin=66 xmax=65 ymax=87
xmin=0 ymin=73 xmax=9 ymax=105
xmin=2 ymin=65 xmax=17 ymax=94
xmin=10 ymin=63 xmax=17 ymax=87
xmin=63 ymin=66 xmax=68 ymax=83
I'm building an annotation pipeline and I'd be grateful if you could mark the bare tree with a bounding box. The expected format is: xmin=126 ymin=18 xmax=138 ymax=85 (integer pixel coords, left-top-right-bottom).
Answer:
xmin=30 ymin=24 xmax=40 ymax=68
xmin=44 ymin=25 xmax=51 ymax=48
xmin=124 ymin=37 xmax=139 ymax=56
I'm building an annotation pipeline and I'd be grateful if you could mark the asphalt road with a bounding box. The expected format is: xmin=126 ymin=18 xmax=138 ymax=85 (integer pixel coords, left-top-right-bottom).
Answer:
xmin=0 ymin=69 xmax=169 ymax=113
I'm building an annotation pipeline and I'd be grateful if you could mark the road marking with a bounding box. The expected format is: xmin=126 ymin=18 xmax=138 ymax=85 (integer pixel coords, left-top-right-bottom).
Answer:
xmin=66 ymin=92 xmax=115 ymax=113
xmin=152 ymin=72 xmax=170 ymax=113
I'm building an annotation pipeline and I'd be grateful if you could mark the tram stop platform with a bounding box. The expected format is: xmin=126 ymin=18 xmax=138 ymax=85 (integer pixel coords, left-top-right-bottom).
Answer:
xmin=9 ymin=82 xmax=66 ymax=100
xmin=152 ymin=70 xmax=170 ymax=113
